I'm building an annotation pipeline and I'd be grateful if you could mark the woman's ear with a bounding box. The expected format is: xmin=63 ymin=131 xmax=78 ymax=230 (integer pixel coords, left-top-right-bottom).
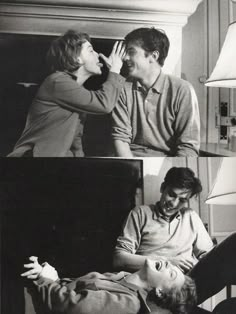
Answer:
xmin=77 ymin=56 xmax=84 ymax=66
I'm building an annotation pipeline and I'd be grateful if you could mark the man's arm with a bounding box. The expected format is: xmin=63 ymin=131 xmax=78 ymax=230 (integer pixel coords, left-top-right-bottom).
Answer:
xmin=113 ymin=140 xmax=133 ymax=157
xmin=113 ymin=206 xmax=197 ymax=273
xmin=113 ymin=206 xmax=190 ymax=272
xmin=174 ymin=82 xmax=200 ymax=156
xmin=114 ymin=250 xmax=195 ymax=273
xmin=192 ymin=211 xmax=214 ymax=259
xmin=111 ymin=86 xmax=134 ymax=156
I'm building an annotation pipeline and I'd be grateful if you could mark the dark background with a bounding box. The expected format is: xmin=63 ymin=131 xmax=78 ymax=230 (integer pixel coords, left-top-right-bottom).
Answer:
xmin=0 ymin=34 xmax=127 ymax=156
xmin=0 ymin=158 xmax=142 ymax=314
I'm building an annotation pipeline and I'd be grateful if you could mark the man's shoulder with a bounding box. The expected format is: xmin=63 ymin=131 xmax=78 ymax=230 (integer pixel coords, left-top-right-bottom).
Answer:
xmin=123 ymin=77 xmax=137 ymax=89
xmin=164 ymin=73 xmax=193 ymax=89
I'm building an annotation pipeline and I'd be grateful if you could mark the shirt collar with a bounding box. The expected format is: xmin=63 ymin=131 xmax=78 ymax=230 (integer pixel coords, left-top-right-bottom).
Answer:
xmin=118 ymin=278 xmax=151 ymax=313
xmin=153 ymin=202 xmax=181 ymax=221
xmin=134 ymin=70 xmax=166 ymax=94
xmin=64 ymin=71 xmax=77 ymax=81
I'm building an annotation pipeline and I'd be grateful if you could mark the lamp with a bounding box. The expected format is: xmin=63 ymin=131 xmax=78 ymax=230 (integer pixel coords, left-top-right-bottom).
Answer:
xmin=205 ymin=21 xmax=236 ymax=88
xmin=206 ymin=158 xmax=236 ymax=205
xmin=205 ymin=157 xmax=236 ymax=299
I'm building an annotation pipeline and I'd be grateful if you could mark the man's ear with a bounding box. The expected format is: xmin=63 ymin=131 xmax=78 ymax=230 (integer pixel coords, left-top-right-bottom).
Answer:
xmin=160 ymin=182 xmax=165 ymax=193
xmin=151 ymin=50 xmax=159 ymax=63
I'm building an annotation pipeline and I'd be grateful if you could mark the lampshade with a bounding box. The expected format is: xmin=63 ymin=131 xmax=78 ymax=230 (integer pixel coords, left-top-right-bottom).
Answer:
xmin=205 ymin=21 xmax=236 ymax=88
xmin=206 ymin=158 xmax=236 ymax=205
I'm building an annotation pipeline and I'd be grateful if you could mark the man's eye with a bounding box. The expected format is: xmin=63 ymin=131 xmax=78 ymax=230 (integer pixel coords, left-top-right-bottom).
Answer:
xmin=127 ymin=50 xmax=135 ymax=56
xmin=168 ymin=190 xmax=176 ymax=197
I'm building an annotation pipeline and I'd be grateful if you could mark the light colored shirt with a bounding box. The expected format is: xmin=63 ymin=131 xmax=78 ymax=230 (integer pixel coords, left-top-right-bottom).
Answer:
xmin=112 ymin=71 xmax=200 ymax=156
xmin=115 ymin=203 xmax=214 ymax=263
xmin=34 ymin=265 xmax=153 ymax=314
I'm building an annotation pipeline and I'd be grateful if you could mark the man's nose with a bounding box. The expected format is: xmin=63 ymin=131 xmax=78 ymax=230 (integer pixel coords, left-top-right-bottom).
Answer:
xmin=124 ymin=53 xmax=129 ymax=61
xmin=170 ymin=198 xmax=179 ymax=208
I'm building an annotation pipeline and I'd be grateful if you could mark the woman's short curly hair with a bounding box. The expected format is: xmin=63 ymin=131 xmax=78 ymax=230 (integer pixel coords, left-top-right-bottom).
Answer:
xmin=46 ymin=29 xmax=91 ymax=73
xmin=148 ymin=275 xmax=197 ymax=314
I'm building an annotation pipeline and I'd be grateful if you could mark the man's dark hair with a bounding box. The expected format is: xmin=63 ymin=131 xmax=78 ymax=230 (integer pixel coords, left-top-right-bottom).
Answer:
xmin=162 ymin=167 xmax=202 ymax=198
xmin=148 ymin=275 xmax=197 ymax=314
xmin=46 ymin=30 xmax=91 ymax=73
xmin=125 ymin=27 xmax=170 ymax=66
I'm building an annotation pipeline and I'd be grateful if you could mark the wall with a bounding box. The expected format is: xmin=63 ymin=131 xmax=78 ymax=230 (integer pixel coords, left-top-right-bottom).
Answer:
xmin=0 ymin=0 xmax=203 ymax=76
xmin=182 ymin=0 xmax=236 ymax=145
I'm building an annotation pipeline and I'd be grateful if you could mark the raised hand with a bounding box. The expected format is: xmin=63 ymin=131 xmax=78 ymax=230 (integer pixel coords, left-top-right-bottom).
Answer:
xmin=99 ymin=41 xmax=126 ymax=74
xmin=21 ymin=256 xmax=43 ymax=279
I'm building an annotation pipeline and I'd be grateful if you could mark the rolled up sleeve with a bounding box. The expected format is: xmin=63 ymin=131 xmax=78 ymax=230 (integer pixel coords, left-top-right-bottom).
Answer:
xmin=174 ymin=82 xmax=200 ymax=156
xmin=114 ymin=207 xmax=143 ymax=255
xmin=111 ymin=89 xmax=132 ymax=143
xmin=192 ymin=212 xmax=214 ymax=259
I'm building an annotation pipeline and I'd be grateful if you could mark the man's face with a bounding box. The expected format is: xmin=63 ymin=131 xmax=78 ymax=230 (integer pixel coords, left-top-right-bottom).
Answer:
xmin=159 ymin=186 xmax=191 ymax=217
xmin=143 ymin=259 xmax=185 ymax=291
xmin=78 ymin=40 xmax=102 ymax=75
xmin=124 ymin=42 xmax=152 ymax=79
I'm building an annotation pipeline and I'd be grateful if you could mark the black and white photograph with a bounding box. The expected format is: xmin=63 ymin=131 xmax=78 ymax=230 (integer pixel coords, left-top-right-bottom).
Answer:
xmin=1 ymin=1 xmax=236 ymax=314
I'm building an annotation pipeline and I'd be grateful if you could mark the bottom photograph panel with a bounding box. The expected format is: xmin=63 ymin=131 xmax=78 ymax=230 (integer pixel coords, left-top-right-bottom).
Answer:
xmin=1 ymin=157 xmax=236 ymax=314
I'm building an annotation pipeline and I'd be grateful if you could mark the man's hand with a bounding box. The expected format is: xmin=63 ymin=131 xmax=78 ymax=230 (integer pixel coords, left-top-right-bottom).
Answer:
xmin=99 ymin=41 xmax=126 ymax=74
xmin=168 ymin=256 xmax=195 ymax=273
xmin=21 ymin=256 xmax=43 ymax=279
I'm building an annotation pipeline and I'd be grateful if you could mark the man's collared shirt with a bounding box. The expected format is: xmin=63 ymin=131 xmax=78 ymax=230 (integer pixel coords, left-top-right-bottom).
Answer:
xmin=112 ymin=71 xmax=200 ymax=156
xmin=115 ymin=203 xmax=213 ymax=263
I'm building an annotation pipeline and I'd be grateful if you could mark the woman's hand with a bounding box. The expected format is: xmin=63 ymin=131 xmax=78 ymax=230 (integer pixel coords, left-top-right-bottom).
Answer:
xmin=21 ymin=256 xmax=43 ymax=280
xmin=99 ymin=41 xmax=126 ymax=74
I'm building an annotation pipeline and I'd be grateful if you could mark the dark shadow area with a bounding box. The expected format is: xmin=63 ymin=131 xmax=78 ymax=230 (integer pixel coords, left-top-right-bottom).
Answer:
xmin=0 ymin=158 xmax=142 ymax=314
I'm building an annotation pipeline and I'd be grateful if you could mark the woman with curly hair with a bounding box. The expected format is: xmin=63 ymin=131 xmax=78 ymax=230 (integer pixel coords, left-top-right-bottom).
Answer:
xmin=8 ymin=30 xmax=126 ymax=157
xmin=21 ymin=256 xmax=197 ymax=314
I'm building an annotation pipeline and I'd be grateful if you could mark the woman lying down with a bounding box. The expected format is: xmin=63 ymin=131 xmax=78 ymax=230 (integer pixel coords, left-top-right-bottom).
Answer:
xmin=21 ymin=256 xmax=196 ymax=314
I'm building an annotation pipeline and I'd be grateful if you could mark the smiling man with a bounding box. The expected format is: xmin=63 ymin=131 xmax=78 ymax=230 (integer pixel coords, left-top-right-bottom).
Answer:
xmin=113 ymin=167 xmax=214 ymax=274
xmin=111 ymin=27 xmax=200 ymax=157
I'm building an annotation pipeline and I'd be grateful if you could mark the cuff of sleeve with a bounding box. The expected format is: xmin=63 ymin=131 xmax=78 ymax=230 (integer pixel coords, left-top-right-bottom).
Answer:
xmin=35 ymin=262 xmax=59 ymax=285
xmin=107 ymin=72 xmax=126 ymax=86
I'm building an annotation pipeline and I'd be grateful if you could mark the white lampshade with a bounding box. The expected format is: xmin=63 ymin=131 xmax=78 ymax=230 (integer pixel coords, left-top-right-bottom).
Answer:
xmin=206 ymin=158 xmax=236 ymax=205
xmin=205 ymin=21 xmax=236 ymax=88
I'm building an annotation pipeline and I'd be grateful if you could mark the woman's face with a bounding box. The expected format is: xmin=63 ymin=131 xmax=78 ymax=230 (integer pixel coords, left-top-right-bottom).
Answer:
xmin=142 ymin=259 xmax=185 ymax=291
xmin=78 ymin=40 xmax=103 ymax=75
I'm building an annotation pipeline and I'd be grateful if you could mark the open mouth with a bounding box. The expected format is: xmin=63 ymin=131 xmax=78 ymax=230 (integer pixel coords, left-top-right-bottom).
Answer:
xmin=155 ymin=261 xmax=162 ymax=271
